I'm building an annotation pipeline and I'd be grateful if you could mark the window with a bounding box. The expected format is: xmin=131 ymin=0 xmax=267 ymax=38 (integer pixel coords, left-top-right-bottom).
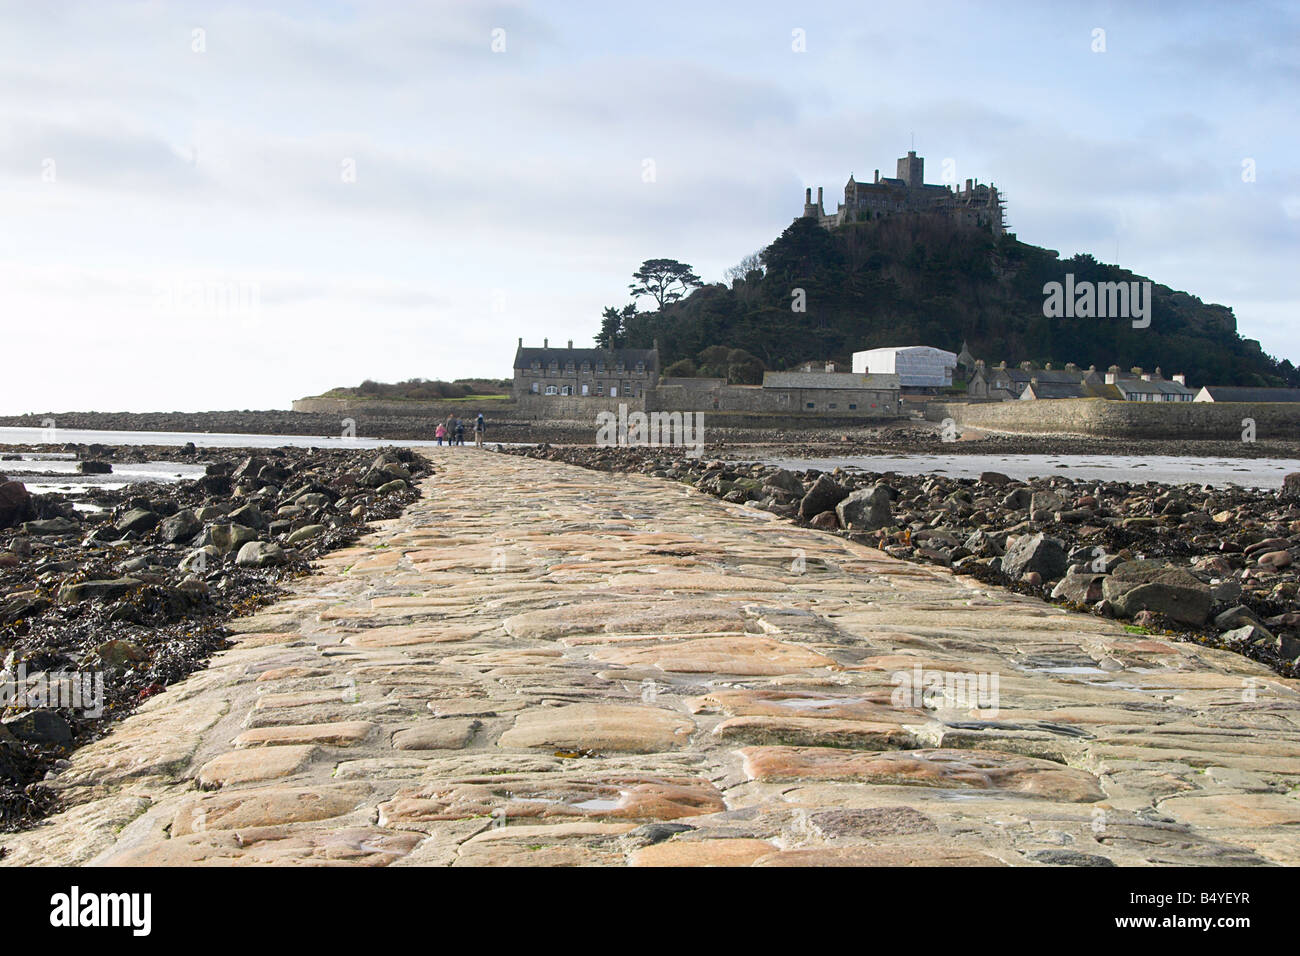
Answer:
xmin=565 ymin=362 xmax=575 ymax=374
xmin=806 ymin=402 xmax=815 ymax=409
xmin=530 ymin=361 xmax=541 ymax=371
xmin=545 ymin=385 xmax=557 ymax=395
xmin=616 ymin=362 xmax=625 ymax=374
xmin=561 ymin=385 xmax=572 ymax=396
xmin=581 ymin=362 xmax=590 ymax=373
xmin=828 ymin=403 xmax=837 ymax=409
xmin=548 ymin=361 xmax=558 ymax=373
xmin=596 ymin=362 xmax=605 ymax=373
xmin=597 ymin=383 xmax=605 ymax=396
xmin=530 ymin=382 xmax=539 ymax=394
xmin=849 ymin=403 xmax=857 ymax=410
xmin=635 ymin=362 xmax=645 ymax=374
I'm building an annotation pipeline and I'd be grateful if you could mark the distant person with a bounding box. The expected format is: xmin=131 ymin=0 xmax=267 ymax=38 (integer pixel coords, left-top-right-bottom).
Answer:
xmin=435 ymin=422 xmax=446 ymax=445
xmin=445 ymin=414 xmax=456 ymax=441
xmin=473 ymin=413 xmax=485 ymax=447
xmin=455 ymin=419 xmax=465 ymax=445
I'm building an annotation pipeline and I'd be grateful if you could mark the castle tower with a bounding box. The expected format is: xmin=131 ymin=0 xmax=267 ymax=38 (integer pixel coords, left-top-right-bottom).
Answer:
xmin=897 ymin=150 xmax=924 ymax=189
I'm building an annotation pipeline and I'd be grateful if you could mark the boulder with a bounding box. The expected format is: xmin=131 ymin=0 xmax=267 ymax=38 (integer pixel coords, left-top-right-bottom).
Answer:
xmin=77 ymin=460 xmax=113 ymax=474
xmin=285 ymin=524 xmax=325 ymax=545
xmin=0 ymin=480 xmax=32 ymax=529
xmin=835 ymin=486 xmax=893 ymax=531
xmin=1102 ymin=561 xmax=1212 ymax=625
xmin=20 ymin=517 xmax=80 ymax=535
xmin=235 ymin=541 xmax=288 ymax=568
xmin=376 ymin=479 xmax=408 ymax=495
xmin=159 ymin=509 xmax=202 ymax=544
xmin=115 ymin=508 xmax=159 ymax=536
xmin=809 ymin=510 xmax=840 ymax=531
xmin=1001 ymin=488 xmax=1032 ymax=511
xmin=228 ymin=503 xmax=267 ymax=530
xmin=799 ymin=474 xmax=848 ymax=520
xmin=1051 ymin=571 xmax=1107 ymax=605
xmin=56 ymin=577 xmax=143 ymax=604
xmin=979 ymin=472 xmax=1012 ymax=487
xmin=2 ymin=710 xmax=73 ymax=746
xmin=1214 ymin=606 xmax=1261 ymax=630
xmin=210 ymin=523 xmax=259 ymax=554
xmin=1001 ymin=533 xmax=1069 ymax=580
xmin=1280 ymin=473 xmax=1300 ymax=502
xmin=763 ymin=469 xmax=805 ymax=496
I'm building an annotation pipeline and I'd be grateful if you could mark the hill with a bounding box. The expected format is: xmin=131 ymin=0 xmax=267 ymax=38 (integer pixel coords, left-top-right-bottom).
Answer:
xmin=615 ymin=216 xmax=1297 ymax=387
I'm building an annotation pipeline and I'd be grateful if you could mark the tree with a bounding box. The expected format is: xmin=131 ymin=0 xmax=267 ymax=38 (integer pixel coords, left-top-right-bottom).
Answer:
xmin=629 ymin=259 xmax=702 ymax=310
xmin=663 ymin=358 xmax=696 ymax=377
xmin=723 ymin=249 xmax=765 ymax=286
xmin=595 ymin=304 xmax=636 ymax=348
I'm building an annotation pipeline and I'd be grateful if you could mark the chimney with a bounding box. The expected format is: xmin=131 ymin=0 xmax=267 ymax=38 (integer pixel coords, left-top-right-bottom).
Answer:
xmin=825 ymin=361 xmax=835 ymax=372
xmin=998 ymin=360 xmax=1007 ymax=369
xmin=1172 ymin=373 xmax=1186 ymax=385
xmin=874 ymin=169 xmax=879 ymax=183
xmin=1153 ymin=366 xmax=1163 ymax=379
xmin=517 ymin=337 xmax=522 ymax=349
xmin=543 ymin=338 xmax=548 ymax=348
xmin=1044 ymin=362 xmax=1054 ymax=371
xmin=805 ymin=187 xmax=811 ymax=204
xmin=965 ymin=178 xmax=973 ymax=195
xmin=568 ymin=339 xmax=573 ymax=349
xmin=1106 ymin=371 xmax=1117 ymax=385
xmin=1065 ymin=362 xmax=1077 ymax=372
xmin=817 ymin=186 xmax=823 ymax=205
xmin=1020 ymin=361 xmax=1032 ymax=371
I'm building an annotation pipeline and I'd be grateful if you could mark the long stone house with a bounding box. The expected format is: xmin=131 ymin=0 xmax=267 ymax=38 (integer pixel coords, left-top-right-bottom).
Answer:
xmin=512 ymin=339 xmax=660 ymax=401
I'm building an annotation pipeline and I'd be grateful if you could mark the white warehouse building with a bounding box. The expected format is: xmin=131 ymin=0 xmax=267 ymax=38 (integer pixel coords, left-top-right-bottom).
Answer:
xmin=852 ymin=346 xmax=957 ymax=388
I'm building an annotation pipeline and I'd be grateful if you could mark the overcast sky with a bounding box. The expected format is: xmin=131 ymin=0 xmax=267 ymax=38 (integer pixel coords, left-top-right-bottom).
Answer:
xmin=2 ymin=0 xmax=1297 ymax=414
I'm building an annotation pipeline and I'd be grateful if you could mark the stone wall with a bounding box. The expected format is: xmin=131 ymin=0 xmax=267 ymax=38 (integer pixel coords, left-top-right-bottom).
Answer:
xmin=290 ymin=397 xmax=516 ymax=419
xmin=927 ymin=398 xmax=1300 ymax=440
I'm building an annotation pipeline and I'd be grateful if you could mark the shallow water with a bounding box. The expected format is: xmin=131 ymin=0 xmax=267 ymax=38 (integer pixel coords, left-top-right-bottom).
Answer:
xmin=758 ymin=452 xmax=1300 ymax=490
xmin=0 ymin=425 xmax=445 ymax=450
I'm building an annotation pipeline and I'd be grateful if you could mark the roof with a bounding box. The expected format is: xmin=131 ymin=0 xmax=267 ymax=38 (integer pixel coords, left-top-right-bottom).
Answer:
xmin=762 ymin=371 xmax=900 ymax=390
xmin=1022 ymin=381 xmax=1087 ymax=399
xmin=1000 ymin=367 xmax=1092 ymax=385
xmin=1196 ymin=386 xmax=1300 ymax=403
xmin=854 ymin=346 xmax=958 ymax=361
xmin=514 ymin=346 xmax=657 ymax=371
xmin=1113 ymin=377 xmax=1195 ymax=396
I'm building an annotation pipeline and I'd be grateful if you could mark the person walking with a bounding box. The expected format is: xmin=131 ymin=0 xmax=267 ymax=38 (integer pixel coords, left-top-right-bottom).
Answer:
xmin=454 ymin=419 xmax=465 ymax=445
xmin=473 ymin=412 xmax=485 ymax=448
xmin=435 ymin=422 xmax=446 ymax=445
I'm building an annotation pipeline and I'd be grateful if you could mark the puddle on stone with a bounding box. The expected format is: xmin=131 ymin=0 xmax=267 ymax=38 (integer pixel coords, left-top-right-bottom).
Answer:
xmin=572 ymin=797 xmax=622 ymax=811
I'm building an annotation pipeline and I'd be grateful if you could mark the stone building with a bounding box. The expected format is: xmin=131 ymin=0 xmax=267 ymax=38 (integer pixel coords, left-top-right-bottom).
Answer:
xmin=802 ymin=151 xmax=1006 ymax=236
xmin=969 ymin=361 xmax=1102 ymax=401
xmin=512 ymin=338 xmax=660 ymax=401
xmin=1103 ymin=367 xmax=1195 ymax=402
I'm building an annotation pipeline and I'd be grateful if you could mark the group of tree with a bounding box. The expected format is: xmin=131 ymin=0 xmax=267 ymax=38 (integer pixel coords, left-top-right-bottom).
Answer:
xmin=663 ymin=345 xmax=765 ymax=384
xmin=590 ymin=217 xmax=1299 ymax=389
xmin=328 ymin=377 xmax=510 ymax=401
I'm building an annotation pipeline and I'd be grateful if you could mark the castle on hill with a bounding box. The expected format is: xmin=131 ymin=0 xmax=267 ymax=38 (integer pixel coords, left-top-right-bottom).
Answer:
xmin=801 ymin=150 xmax=1006 ymax=236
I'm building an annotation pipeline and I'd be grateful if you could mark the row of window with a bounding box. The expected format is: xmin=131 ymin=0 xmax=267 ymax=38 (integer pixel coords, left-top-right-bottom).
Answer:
xmin=1125 ymin=392 xmax=1193 ymax=402
xmin=529 ymin=382 xmax=635 ymax=397
xmin=526 ymin=361 xmax=645 ymax=375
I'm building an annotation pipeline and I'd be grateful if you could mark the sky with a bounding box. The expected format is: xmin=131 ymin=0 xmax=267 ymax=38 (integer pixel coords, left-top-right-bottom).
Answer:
xmin=1 ymin=0 xmax=1297 ymax=413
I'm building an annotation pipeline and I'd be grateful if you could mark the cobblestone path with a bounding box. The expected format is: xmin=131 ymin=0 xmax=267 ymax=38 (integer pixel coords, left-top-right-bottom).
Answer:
xmin=6 ymin=450 xmax=1299 ymax=866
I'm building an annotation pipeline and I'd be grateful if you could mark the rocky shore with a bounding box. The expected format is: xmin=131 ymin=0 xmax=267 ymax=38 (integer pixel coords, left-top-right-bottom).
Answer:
xmin=0 ymin=443 xmax=432 ymax=829
xmin=504 ymin=444 xmax=1300 ymax=678
xmin=5 ymin=411 xmax=1299 ymax=458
